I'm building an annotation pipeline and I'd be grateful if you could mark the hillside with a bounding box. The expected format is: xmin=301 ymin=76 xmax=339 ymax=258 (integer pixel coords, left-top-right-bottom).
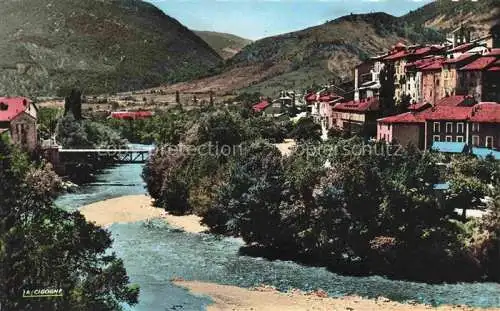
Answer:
xmin=0 ymin=0 xmax=222 ymax=96
xmin=401 ymin=0 xmax=500 ymax=38
xmin=163 ymin=13 xmax=443 ymax=96
xmin=194 ymin=31 xmax=252 ymax=59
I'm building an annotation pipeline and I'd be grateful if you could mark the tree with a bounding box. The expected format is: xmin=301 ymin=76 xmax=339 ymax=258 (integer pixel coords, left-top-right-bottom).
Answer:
xmin=197 ymin=111 xmax=244 ymax=146
xmin=0 ymin=139 xmax=139 ymax=310
xmin=209 ymin=91 xmax=214 ymax=106
xmin=379 ymin=63 xmax=396 ymax=115
xmin=446 ymin=156 xmax=496 ymax=218
xmin=64 ymin=89 xmax=83 ymax=121
xmin=142 ymin=146 xmax=190 ymax=214
xmin=56 ymin=113 xmax=92 ymax=149
xmin=290 ymin=117 xmax=321 ymax=142
xmin=175 ymin=90 xmax=180 ymax=105
xmin=38 ymin=108 xmax=62 ymax=140
xmin=202 ymin=141 xmax=284 ymax=237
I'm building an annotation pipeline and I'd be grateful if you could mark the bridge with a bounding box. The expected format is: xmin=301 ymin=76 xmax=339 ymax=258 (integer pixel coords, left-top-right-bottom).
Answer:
xmin=58 ymin=148 xmax=152 ymax=164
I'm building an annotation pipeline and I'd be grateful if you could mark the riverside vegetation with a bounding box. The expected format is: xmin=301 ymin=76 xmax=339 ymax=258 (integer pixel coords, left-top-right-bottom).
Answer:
xmin=0 ymin=138 xmax=139 ymax=310
xmin=142 ymin=105 xmax=500 ymax=284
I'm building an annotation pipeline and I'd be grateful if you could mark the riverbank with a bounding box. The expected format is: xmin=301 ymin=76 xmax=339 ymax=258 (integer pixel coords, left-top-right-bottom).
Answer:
xmin=174 ymin=280 xmax=500 ymax=311
xmin=80 ymin=195 xmax=207 ymax=233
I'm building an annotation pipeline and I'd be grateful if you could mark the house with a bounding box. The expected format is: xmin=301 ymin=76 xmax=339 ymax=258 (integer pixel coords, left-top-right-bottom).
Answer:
xmin=404 ymin=58 xmax=436 ymax=104
xmin=330 ymin=97 xmax=379 ymax=136
xmin=458 ymin=55 xmax=499 ymax=102
xmin=252 ymin=100 xmax=270 ymax=112
xmin=468 ymin=102 xmax=500 ymax=149
xmin=377 ymin=104 xmax=428 ymax=149
xmin=0 ymin=97 xmax=38 ymax=151
xmin=382 ymin=42 xmax=409 ymax=104
xmin=441 ymin=53 xmax=480 ymax=99
xmin=354 ymin=58 xmax=384 ymax=101
xmin=424 ymin=104 xmax=472 ymax=149
xmin=305 ymin=90 xmax=343 ymax=124
xmin=421 ymin=57 xmax=446 ymax=105
xmin=376 ymin=96 xmax=499 ymax=152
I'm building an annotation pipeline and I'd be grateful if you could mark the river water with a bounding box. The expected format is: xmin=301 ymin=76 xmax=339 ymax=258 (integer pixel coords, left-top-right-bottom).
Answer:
xmin=55 ymin=150 xmax=500 ymax=311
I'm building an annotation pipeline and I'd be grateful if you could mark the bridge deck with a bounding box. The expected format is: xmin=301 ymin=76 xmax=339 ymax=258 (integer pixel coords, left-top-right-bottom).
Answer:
xmin=59 ymin=149 xmax=150 ymax=153
xmin=58 ymin=149 xmax=151 ymax=164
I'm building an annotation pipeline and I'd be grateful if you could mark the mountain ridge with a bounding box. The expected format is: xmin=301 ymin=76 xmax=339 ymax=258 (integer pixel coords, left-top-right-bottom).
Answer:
xmin=0 ymin=0 xmax=222 ymax=96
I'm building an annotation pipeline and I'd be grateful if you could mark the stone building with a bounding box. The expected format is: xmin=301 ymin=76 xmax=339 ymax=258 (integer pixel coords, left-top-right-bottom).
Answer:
xmin=0 ymin=97 xmax=38 ymax=151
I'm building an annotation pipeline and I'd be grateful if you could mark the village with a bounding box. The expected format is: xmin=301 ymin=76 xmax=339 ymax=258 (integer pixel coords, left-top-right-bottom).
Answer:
xmin=1 ymin=1 xmax=500 ymax=310
xmin=252 ymin=24 xmax=500 ymax=159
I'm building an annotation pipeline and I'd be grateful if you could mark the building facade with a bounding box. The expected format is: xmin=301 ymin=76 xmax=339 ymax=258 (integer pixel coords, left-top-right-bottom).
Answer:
xmin=0 ymin=97 xmax=38 ymax=151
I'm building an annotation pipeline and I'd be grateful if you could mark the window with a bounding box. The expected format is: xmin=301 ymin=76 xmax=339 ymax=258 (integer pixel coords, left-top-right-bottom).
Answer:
xmin=433 ymin=122 xmax=440 ymax=133
xmin=446 ymin=122 xmax=453 ymax=133
xmin=472 ymin=123 xmax=480 ymax=132
xmin=486 ymin=136 xmax=494 ymax=148
xmin=446 ymin=135 xmax=453 ymax=142
xmin=456 ymin=136 xmax=464 ymax=143
xmin=472 ymin=135 xmax=480 ymax=146
xmin=433 ymin=135 xmax=440 ymax=142
xmin=457 ymin=122 xmax=464 ymax=134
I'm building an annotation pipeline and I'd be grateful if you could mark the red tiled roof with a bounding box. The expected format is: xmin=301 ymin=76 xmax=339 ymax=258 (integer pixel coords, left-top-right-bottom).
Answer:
xmin=469 ymin=103 xmax=500 ymax=123
xmin=110 ymin=111 xmax=154 ymax=120
xmin=333 ymin=97 xmax=379 ymax=112
xmin=319 ymin=92 xmax=343 ymax=103
xmin=378 ymin=112 xmax=426 ymax=124
xmin=406 ymin=57 xmax=436 ymax=70
xmin=444 ymin=53 xmax=477 ymax=64
xmin=434 ymin=95 xmax=468 ymax=107
xmin=408 ymin=102 xmax=431 ymax=111
xmin=378 ymin=101 xmax=500 ymax=124
xmin=411 ymin=45 xmax=445 ymax=57
xmin=305 ymin=93 xmax=317 ymax=102
xmin=383 ymin=50 xmax=408 ymax=61
xmin=412 ymin=46 xmax=432 ymax=56
xmin=460 ymin=57 xmax=497 ymax=71
xmin=447 ymin=43 xmax=475 ymax=53
xmin=420 ymin=58 xmax=445 ymax=71
xmin=252 ymin=101 xmax=270 ymax=112
xmin=422 ymin=106 xmax=472 ymax=121
xmin=0 ymin=97 xmax=32 ymax=122
xmin=484 ymin=48 xmax=500 ymax=56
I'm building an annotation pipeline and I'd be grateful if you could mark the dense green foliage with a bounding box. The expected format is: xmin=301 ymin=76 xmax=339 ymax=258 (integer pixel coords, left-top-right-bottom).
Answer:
xmin=57 ymin=113 xmax=126 ymax=149
xmin=203 ymin=139 xmax=499 ymax=282
xmin=0 ymin=138 xmax=139 ymax=310
xmin=143 ymin=108 xmax=500 ymax=282
xmin=38 ymin=107 xmax=62 ymax=141
xmin=141 ymin=107 xmax=292 ymax=215
xmin=107 ymin=106 xmax=292 ymax=146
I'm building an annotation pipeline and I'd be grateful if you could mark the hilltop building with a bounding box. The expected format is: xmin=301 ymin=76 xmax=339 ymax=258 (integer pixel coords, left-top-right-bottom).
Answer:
xmin=0 ymin=97 xmax=38 ymax=151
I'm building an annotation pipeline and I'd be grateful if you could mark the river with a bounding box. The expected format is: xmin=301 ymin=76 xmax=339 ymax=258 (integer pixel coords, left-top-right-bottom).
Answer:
xmin=55 ymin=149 xmax=500 ymax=311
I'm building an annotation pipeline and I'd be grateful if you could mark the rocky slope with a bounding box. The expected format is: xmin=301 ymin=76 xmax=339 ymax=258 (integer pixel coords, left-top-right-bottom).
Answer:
xmin=401 ymin=0 xmax=500 ymax=39
xmin=0 ymin=0 xmax=222 ymax=96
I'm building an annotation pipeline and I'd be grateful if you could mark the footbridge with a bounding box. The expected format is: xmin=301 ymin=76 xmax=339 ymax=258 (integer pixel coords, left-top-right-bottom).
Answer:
xmin=58 ymin=148 xmax=152 ymax=164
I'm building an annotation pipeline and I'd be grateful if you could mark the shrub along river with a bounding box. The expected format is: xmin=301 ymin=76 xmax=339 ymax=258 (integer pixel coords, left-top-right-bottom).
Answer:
xmin=55 ymin=145 xmax=500 ymax=311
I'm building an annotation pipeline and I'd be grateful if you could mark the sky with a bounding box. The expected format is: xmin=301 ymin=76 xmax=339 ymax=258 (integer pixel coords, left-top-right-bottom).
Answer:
xmin=147 ymin=0 xmax=434 ymax=40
